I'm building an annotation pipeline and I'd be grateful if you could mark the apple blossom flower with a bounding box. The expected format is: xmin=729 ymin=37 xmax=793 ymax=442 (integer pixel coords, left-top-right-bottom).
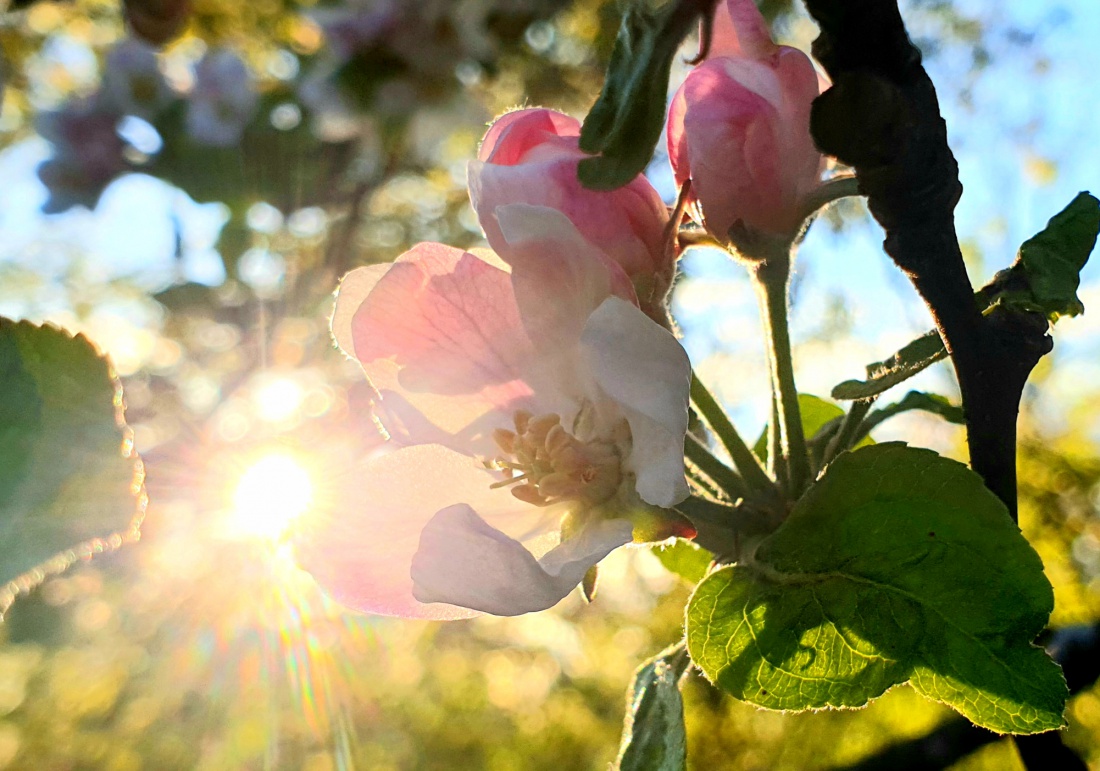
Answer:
xmin=667 ymin=0 xmax=825 ymax=241
xmin=185 ymin=49 xmax=258 ymax=147
xmin=100 ymin=39 xmax=173 ymax=120
xmin=35 ymin=99 xmax=128 ymax=213
xmin=469 ymin=108 xmax=672 ymax=295
xmin=296 ymin=204 xmax=692 ymax=619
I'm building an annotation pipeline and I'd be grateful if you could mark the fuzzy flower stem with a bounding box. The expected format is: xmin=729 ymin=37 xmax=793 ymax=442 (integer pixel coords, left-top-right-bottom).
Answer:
xmin=690 ymin=372 xmax=775 ymax=495
xmin=752 ymin=248 xmax=810 ymax=498
xmin=684 ymin=433 xmax=749 ymax=502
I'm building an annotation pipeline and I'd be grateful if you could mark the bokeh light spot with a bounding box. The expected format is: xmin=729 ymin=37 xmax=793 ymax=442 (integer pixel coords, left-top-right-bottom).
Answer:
xmin=230 ymin=454 xmax=313 ymax=540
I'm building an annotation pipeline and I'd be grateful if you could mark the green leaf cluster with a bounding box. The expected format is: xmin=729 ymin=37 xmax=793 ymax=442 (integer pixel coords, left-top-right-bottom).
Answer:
xmin=686 ymin=443 xmax=1066 ymax=734
xmin=834 ymin=193 xmax=1099 ymax=400
xmin=0 ymin=320 xmax=144 ymax=611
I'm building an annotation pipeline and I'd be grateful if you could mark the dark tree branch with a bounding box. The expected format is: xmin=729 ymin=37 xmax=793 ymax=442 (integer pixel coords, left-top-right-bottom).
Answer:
xmin=803 ymin=0 xmax=1052 ymax=521
xmin=801 ymin=2 xmax=1067 ymax=767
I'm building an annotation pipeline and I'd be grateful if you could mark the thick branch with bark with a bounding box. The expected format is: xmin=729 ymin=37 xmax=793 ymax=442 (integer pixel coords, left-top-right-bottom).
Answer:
xmin=803 ymin=0 xmax=1052 ymax=520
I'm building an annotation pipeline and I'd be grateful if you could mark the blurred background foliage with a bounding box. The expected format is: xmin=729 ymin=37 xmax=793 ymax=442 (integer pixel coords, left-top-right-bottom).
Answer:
xmin=0 ymin=0 xmax=1097 ymax=768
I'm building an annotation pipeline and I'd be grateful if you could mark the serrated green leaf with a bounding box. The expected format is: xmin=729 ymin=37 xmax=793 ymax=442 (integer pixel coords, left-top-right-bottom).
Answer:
xmin=654 ymin=538 xmax=713 ymax=584
xmin=0 ymin=320 xmax=145 ymax=612
xmin=686 ymin=443 xmax=1066 ymax=734
xmin=1003 ymin=191 xmax=1100 ymax=319
xmin=616 ymin=642 xmax=691 ymax=771
xmin=832 ymin=331 xmax=948 ymax=401
xmin=578 ymin=0 xmax=707 ymax=191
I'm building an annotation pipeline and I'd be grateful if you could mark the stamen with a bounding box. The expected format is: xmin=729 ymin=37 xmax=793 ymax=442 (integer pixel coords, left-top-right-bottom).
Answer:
xmin=487 ymin=410 xmax=627 ymax=508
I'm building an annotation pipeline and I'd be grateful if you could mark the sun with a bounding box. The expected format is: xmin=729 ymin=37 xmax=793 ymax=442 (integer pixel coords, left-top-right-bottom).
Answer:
xmin=229 ymin=453 xmax=314 ymax=540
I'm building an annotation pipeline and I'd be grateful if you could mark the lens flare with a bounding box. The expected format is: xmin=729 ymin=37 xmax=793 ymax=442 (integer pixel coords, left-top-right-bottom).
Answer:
xmin=230 ymin=454 xmax=313 ymax=539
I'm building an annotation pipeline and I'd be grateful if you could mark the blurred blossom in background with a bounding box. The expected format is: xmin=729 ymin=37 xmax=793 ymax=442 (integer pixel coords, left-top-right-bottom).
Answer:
xmin=0 ymin=0 xmax=1097 ymax=769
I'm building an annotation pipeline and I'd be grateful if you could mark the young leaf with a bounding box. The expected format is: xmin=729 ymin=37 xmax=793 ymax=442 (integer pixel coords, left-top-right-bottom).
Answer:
xmin=1001 ymin=191 xmax=1100 ymax=320
xmin=686 ymin=443 xmax=1066 ymax=734
xmin=753 ymin=393 xmax=859 ymax=461
xmin=859 ymin=390 xmax=965 ymax=436
xmin=654 ymin=538 xmax=713 ymax=584
xmin=578 ymin=0 xmax=715 ymax=191
xmin=833 ymin=193 xmax=1099 ymax=400
xmin=0 ymin=320 xmax=145 ymax=612
xmin=832 ymin=331 xmax=947 ymax=401
xmin=616 ymin=642 xmax=692 ymax=771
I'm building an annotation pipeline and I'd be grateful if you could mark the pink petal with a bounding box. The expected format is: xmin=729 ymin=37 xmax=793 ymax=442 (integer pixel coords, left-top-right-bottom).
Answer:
xmin=495 ymin=204 xmax=637 ymax=351
xmin=294 ymin=444 xmax=544 ymax=620
xmin=478 ymin=108 xmax=581 ymax=164
xmin=331 ymin=264 xmax=392 ymax=359
xmin=710 ymin=0 xmax=778 ymax=60
xmin=350 ymin=242 xmax=536 ymax=435
xmin=411 ymin=503 xmax=633 ymax=616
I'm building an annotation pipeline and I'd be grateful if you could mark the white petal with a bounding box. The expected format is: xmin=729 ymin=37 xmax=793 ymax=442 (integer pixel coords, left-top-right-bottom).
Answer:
xmin=294 ymin=444 xmax=540 ymax=620
xmin=331 ymin=264 xmax=392 ymax=358
xmin=411 ymin=505 xmax=633 ymax=616
xmin=580 ymin=297 xmax=691 ymax=508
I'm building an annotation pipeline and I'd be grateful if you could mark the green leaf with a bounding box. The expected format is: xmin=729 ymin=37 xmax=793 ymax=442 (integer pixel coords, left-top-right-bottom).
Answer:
xmin=832 ymin=331 xmax=948 ymax=401
xmin=616 ymin=642 xmax=691 ymax=771
xmin=578 ymin=0 xmax=708 ymax=191
xmin=686 ymin=443 xmax=1066 ymax=734
xmin=654 ymin=538 xmax=713 ymax=584
xmin=0 ymin=320 xmax=145 ymax=613
xmin=862 ymin=391 xmax=965 ymax=434
xmin=833 ymin=193 xmax=1100 ymax=400
xmin=1002 ymin=191 xmax=1100 ymax=320
xmin=754 ymin=394 xmax=859 ymax=461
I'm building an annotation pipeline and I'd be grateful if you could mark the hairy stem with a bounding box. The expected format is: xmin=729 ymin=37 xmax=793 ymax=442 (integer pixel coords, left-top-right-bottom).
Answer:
xmin=684 ymin=434 xmax=749 ymax=501
xmin=690 ymin=373 xmax=775 ymax=495
xmin=752 ymin=253 xmax=810 ymax=497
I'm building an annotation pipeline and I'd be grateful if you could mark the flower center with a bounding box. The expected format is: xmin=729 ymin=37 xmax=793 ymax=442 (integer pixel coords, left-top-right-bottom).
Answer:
xmin=488 ymin=410 xmax=622 ymax=507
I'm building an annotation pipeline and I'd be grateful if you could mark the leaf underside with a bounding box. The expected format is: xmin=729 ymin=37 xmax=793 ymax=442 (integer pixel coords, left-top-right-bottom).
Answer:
xmin=616 ymin=643 xmax=691 ymax=771
xmin=0 ymin=320 xmax=145 ymax=614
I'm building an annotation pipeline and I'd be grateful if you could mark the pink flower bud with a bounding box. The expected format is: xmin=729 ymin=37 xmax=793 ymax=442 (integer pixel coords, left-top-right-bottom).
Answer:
xmin=667 ymin=0 xmax=824 ymax=240
xmin=469 ymin=108 xmax=671 ymax=287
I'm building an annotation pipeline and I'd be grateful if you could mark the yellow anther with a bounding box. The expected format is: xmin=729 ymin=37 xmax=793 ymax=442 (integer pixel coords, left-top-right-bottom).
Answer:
xmin=489 ymin=409 xmax=628 ymax=509
xmin=526 ymin=413 xmax=561 ymax=443
xmin=513 ymin=410 xmax=532 ymax=435
xmin=537 ymin=472 xmax=576 ymax=498
xmin=492 ymin=428 xmax=516 ymax=454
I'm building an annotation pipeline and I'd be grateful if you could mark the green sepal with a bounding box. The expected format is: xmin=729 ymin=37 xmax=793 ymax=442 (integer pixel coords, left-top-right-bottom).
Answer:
xmin=578 ymin=0 xmax=712 ymax=191
xmin=0 ymin=320 xmax=145 ymax=613
xmin=654 ymin=538 xmax=713 ymax=584
xmin=686 ymin=443 xmax=1066 ymax=734
xmin=616 ymin=642 xmax=692 ymax=771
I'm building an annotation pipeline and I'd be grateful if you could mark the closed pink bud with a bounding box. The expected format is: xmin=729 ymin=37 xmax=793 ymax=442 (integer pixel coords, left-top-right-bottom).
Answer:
xmin=469 ymin=108 xmax=671 ymax=286
xmin=667 ymin=0 xmax=824 ymax=240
